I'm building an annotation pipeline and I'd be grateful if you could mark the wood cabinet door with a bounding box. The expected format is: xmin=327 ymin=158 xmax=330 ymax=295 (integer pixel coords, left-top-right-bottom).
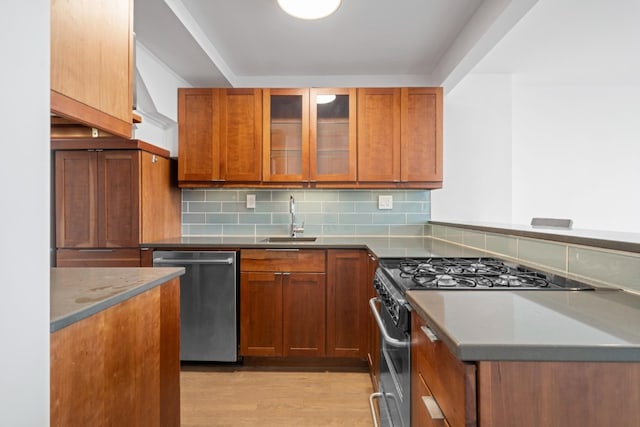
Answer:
xmin=98 ymin=151 xmax=140 ymax=248
xmin=220 ymin=88 xmax=263 ymax=182
xmin=240 ymin=272 xmax=283 ymax=357
xmin=309 ymin=88 xmax=357 ymax=182
xmin=140 ymin=152 xmax=181 ymax=243
xmin=50 ymin=0 xmax=133 ymax=138
xmin=326 ymin=249 xmax=368 ymax=358
xmin=283 ymin=273 xmax=326 ymax=357
xmin=55 ymin=151 xmax=99 ymax=248
xmin=357 ymin=88 xmax=401 ymax=182
xmin=401 ymin=87 xmax=443 ymax=183
xmin=263 ymin=89 xmax=310 ymax=182
xmin=178 ymin=88 xmax=221 ymax=182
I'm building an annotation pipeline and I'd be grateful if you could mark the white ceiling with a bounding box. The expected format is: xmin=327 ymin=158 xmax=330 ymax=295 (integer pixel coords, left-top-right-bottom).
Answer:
xmin=134 ymin=0 xmax=640 ymax=92
xmin=134 ymin=0 xmax=538 ymax=90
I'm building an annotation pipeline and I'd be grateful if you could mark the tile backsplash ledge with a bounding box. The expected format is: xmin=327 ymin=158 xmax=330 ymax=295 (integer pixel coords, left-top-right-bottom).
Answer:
xmin=182 ymin=189 xmax=431 ymax=237
xmin=430 ymin=224 xmax=640 ymax=294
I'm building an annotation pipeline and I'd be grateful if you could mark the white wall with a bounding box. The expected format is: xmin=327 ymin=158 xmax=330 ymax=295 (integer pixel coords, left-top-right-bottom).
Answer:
xmin=431 ymin=73 xmax=513 ymax=223
xmin=511 ymin=81 xmax=640 ymax=232
xmin=0 ymin=2 xmax=50 ymax=425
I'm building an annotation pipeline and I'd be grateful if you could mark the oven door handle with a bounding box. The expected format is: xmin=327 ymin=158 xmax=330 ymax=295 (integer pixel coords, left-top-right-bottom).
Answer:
xmin=369 ymin=297 xmax=410 ymax=348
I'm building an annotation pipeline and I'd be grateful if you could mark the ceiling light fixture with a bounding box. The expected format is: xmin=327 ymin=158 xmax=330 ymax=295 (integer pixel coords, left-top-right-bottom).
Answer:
xmin=277 ymin=0 xmax=342 ymax=20
xmin=316 ymin=94 xmax=336 ymax=104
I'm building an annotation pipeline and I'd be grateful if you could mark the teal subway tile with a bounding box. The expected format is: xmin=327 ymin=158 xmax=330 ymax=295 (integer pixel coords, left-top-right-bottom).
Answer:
xmin=323 ymin=224 xmax=356 ymax=235
xmin=182 ymin=190 xmax=205 ymax=202
xmin=324 ymin=202 xmax=355 ymax=213
xmin=205 ymin=213 xmax=238 ymax=224
xmin=183 ymin=213 xmax=205 ymax=224
xmin=302 ymin=225 xmax=323 ymax=235
xmin=356 ymin=225 xmax=389 ymax=235
xmin=390 ymin=224 xmax=424 ymax=236
xmin=305 ymin=190 xmax=340 ymax=201
xmin=271 ymin=213 xmax=292 ymax=225
xmin=255 ymin=201 xmax=288 ymax=213
xmin=205 ymin=190 xmax=239 ymax=202
xmin=239 ymin=213 xmax=271 ymax=224
xmin=222 ymin=224 xmax=255 ymax=235
xmin=271 ymin=191 xmax=295 ymax=201
xmin=304 ymin=213 xmax=339 ymax=224
xmin=405 ymin=191 xmax=430 ymax=202
xmin=406 ymin=213 xmax=429 ymax=224
xmin=394 ymin=202 xmax=424 ymax=213
xmin=354 ymin=201 xmax=381 ymax=213
xmin=186 ymin=224 xmax=223 ymax=235
xmin=256 ymin=224 xmax=289 ymax=236
xmin=181 ymin=224 xmax=189 ymax=235
xmin=568 ymin=247 xmax=640 ymax=291
xmin=518 ymin=238 xmax=567 ymax=271
xmin=339 ymin=213 xmax=372 ymax=224
xmin=339 ymin=191 xmax=373 ymax=201
xmin=182 ymin=201 xmax=188 ymax=212
xmin=486 ymin=233 xmax=518 ymax=258
xmin=254 ymin=190 xmax=273 ymax=202
xmin=188 ymin=201 xmax=222 ymax=213
xmin=463 ymin=230 xmax=486 ymax=250
xmin=296 ymin=201 xmax=322 ymax=213
xmin=222 ymin=202 xmax=250 ymax=212
xmin=372 ymin=213 xmax=406 ymax=225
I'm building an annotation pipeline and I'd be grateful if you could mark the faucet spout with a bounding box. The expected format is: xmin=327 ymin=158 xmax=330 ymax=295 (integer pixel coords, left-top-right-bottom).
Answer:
xmin=289 ymin=194 xmax=304 ymax=237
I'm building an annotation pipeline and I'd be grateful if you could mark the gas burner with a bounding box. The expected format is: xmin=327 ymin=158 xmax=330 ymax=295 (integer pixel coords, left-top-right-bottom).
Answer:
xmin=412 ymin=273 xmax=477 ymax=288
xmin=494 ymin=273 xmax=550 ymax=288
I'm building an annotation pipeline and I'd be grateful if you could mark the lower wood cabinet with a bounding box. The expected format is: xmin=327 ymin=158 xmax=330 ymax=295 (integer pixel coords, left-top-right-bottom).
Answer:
xmin=411 ymin=311 xmax=640 ymax=427
xmin=239 ymin=248 xmax=370 ymax=360
xmin=50 ymin=278 xmax=180 ymax=427
xmin=240 ymin=249 xmax=326 ymax=357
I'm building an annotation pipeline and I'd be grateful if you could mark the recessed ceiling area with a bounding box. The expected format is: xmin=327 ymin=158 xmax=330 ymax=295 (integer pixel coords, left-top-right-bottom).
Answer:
xmin=134 ymin=0 xmax=538 ymax=89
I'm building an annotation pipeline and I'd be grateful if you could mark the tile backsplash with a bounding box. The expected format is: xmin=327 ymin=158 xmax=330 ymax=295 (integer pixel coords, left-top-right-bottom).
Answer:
xmin=431 ymin=224 xmax=640 ymax=294
xmin=182 ymin=189 xmax=430 ymax=237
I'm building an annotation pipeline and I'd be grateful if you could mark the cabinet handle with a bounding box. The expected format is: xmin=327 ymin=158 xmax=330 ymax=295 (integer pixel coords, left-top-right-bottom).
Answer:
xmin=422 ymin=396 xmax=444 ymax=420
xmin=78 ymin=249 xmax=113 ymax=252
xmin=368 ymin=392 xmax=383 ymax=427
xmin=281 ymin=272 xmax=291 ymax=276
xmin=420 ymin=325 xmax=440 ymax=343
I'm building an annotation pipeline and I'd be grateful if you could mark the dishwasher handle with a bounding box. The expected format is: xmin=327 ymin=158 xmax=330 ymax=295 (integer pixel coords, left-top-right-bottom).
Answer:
xmin=153 ymin=257 xmax=234 ymax=265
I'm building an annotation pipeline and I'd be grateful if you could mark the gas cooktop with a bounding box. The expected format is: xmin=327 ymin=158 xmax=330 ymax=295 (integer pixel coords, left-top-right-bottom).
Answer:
xmin=377 ymin=257 xmax=595 ymax=293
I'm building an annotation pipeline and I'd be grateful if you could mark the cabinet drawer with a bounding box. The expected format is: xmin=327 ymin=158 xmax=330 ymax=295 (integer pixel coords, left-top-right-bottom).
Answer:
xmin=412 ymin=314 xmax=476 ymax=427
xmin=413 ymin=371 xmax=449 ymax=427
xmin=56 ymin=248 xmax=141 ymax=267
xmin=240 ymin=249 xmax=325 ymax=272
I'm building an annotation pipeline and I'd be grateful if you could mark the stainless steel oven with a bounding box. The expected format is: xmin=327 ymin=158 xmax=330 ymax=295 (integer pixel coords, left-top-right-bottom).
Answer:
xmin=369 ymin=270 xmax=412 ymax=427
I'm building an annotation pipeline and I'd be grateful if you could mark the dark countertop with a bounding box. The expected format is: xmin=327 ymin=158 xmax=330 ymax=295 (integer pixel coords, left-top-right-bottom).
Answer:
xmin=51 ymin=267 xmax=185 ymax=333
xmin=407 ymin=289 xmax=640 ymax=362
xmin=141 ymin=236 xmax=488 ymax=259
xmin=430 ymin=220 xmax=640 ymax=253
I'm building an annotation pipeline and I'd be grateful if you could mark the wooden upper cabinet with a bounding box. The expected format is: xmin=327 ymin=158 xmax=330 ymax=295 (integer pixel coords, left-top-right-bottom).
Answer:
xmin=178 ymin=88 xmax=221 ymax=182
xmin=310 ymin=88 xmax=357 ymax=182
xmin=140 ymin=151 xmax=181 ymax=243
xmin=401 ymin=87 xmax=443 ymax=183
xmin=220 ymin=89 xmax=263 ymax=182
xmin=263 ymin=89 xmax=310 ymax=182
xmin=55 ymin=150 xmax=139 ymax=248
xmin=357 ymin=88 xmax=402 ymax=182
xmin=50 ymin=0 xmax=134 ymax=138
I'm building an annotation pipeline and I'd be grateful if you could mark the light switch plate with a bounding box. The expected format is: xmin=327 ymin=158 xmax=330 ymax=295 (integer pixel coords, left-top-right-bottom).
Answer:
xmin=246 ymin=194 xmax=256 ymax=209
xmin=378 ymin=195 xmax=393 ymax=210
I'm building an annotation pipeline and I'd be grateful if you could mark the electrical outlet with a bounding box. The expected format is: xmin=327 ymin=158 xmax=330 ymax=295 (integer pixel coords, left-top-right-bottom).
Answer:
xmin=378 ymin=195 xmax=393 ymax=210
xmin=91 ymin=127 xmax=99 ymax=138
xmin=246 ymin=194 xmax=256 ymax=209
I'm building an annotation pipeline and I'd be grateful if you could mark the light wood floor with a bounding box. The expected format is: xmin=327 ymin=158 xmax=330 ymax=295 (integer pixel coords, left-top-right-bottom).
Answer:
xmin=180 ymin=368 xmax=374 ymax=426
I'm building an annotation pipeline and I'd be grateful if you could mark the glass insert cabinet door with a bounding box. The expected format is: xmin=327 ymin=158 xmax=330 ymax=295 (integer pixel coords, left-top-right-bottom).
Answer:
xmin=310 ymin=88 xmax=356 ymax=182
xmin=263 ymin=89 xmax=310 ymax=182
xmin=263 ymin=88 xmax=356 ymax=183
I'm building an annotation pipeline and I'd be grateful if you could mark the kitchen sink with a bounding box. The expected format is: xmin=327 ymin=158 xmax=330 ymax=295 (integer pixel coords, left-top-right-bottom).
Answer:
xmin=262 ymin=236 xmax=317 ymax=243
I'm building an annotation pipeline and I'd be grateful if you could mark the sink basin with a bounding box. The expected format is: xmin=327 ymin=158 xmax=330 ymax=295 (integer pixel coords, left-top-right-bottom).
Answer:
xmin=263 ymin=237 xmax=317 ymax=243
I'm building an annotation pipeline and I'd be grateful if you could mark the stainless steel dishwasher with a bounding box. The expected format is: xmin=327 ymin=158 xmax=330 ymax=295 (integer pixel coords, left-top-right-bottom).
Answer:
xmin=153 ymin=251 xmax=238 ymax=362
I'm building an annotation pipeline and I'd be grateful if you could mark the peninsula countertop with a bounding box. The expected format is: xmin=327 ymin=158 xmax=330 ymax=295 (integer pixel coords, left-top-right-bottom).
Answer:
xmin=51 ymin=267 xmax=185 ymax=332
xmin=407 ymin=289 xmax=640 ymax=362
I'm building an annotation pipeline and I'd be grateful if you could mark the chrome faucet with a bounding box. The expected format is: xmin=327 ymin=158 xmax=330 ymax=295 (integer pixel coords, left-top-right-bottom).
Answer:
xmin=289 ymin=194 xmax=304 ymax=237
